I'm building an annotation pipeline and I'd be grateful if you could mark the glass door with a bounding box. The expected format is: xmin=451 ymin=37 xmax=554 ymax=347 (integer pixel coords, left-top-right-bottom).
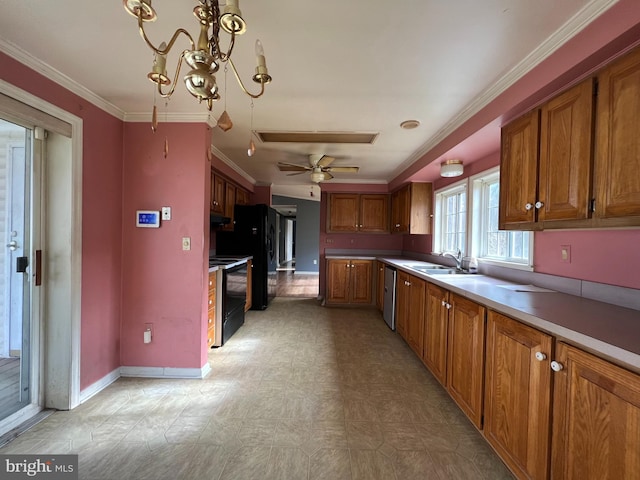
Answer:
xmin=0 ymin=118 xmax=32 ymax=419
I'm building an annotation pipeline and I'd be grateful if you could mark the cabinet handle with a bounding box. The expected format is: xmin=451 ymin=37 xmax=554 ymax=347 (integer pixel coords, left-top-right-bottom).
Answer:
xmin=441 ymin=300 xmax=446 ymax=306
xmin=535 ymin=352 xmax=547 ymax=361
xmin=208 ymin=318 xmax=212 ymax=324
xmin=525 ymin=203 xmax=533 ymax=211
xmin=445 ymin=302 xmax=451 ymax=310
xmin=208 ymin=299 xmax=213 ymax=305
xmin=535 ymin=201 xmax=544 ymax=209
xmin=550 ymin=361 xmax=564 ymax=372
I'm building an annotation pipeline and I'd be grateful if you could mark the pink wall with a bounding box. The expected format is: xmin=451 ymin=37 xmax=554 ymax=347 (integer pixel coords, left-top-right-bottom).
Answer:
xmin=535 ymin=230 xmax=640 ymax=290
xmin=0 ymin=52 xmax=124 ymax=390
xmin=121 ymin=123 xmax=210 ymax=369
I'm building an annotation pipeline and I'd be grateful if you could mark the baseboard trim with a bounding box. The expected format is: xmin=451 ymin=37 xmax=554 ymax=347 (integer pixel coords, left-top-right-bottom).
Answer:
xmin=79 ymin=368 xmax=121 ymax=404
xmin=120 ymin=363 xmax=211 ymax=379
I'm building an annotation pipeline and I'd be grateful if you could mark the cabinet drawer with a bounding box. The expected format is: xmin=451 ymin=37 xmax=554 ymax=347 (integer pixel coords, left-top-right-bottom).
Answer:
xmin=207 ymin=324 xmax=215 ymax=348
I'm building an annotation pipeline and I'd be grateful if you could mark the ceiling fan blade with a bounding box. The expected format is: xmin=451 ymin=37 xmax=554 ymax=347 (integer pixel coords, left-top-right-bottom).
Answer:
xmin=286 ymin=171 xmax=308 ymax=176
xmin=277 ymin=162 xmax=310 ymax=172
xmin=317 ymin=155 xmax=336 ymax=168
xmin=326 ymin=166 xmax=360 ymax=173
xmin=323 ymin=172 xmax=334 ymax=180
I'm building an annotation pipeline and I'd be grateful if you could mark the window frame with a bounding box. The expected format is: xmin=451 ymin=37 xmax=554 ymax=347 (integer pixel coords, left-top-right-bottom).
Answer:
xmin=435 ymin=166 xmax=534 ymax=271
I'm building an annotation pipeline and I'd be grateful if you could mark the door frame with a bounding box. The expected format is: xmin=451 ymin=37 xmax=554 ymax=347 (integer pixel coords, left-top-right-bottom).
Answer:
xmin=0 ymin=79 xmax=83 ymax=427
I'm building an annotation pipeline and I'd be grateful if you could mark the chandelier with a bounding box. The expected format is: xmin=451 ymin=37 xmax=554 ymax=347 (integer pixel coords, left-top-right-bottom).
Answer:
xmin=123 ymin=0 xmax=272 ymax=112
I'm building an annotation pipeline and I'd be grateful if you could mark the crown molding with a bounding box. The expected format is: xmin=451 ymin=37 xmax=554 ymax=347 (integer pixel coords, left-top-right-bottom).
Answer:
xmin=0 ymin=37 xmax=126 ymax=121
xmin=209 ymin=144 xmax=256 ymax=185
xmin=393 ymin=0 xmax=618 ymax=179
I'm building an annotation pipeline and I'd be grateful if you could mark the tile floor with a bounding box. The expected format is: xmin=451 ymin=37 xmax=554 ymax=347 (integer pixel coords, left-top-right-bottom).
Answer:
xmin=0 ymin=298 xmax=513 ymax=480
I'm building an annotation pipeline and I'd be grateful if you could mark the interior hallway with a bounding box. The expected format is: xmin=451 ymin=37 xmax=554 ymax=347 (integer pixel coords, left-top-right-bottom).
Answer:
xmin=0 ymin=298 xmax=512 ymax=479
xmin=276 ymin=270 xmax=319 ymax=298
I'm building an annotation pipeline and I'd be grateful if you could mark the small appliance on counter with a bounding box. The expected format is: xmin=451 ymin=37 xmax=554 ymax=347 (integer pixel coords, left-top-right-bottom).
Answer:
xmin=216 ymin=204 xmax=277 ymax=310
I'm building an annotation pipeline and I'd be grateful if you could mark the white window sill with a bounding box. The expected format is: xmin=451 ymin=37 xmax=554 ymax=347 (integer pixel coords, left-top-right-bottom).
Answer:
xmin=479 ymin=258 xmax=533 ymax=272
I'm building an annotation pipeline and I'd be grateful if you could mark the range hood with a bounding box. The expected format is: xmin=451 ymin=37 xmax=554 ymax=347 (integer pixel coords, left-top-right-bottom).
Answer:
xmin=210 ymin=214 xmax=231 ymax=226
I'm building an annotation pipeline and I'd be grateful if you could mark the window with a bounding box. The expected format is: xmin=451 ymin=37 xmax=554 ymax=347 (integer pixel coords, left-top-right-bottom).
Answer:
xmin=472 ymin=169 xmax=531 ymax=266
xmin=435 ymin=167 xmax=533 ymax=270
xmin=434 ymin=182 xmax=467 ymax=255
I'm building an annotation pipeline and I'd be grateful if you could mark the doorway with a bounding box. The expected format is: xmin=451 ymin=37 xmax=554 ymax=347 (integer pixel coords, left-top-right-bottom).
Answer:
xmin=0 ymin=119 xmax=32 ymax=419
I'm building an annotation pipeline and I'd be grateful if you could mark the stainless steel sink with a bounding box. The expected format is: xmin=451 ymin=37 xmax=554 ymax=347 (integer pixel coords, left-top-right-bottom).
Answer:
xmin=406 ymin=264 xmax=459 ymax=275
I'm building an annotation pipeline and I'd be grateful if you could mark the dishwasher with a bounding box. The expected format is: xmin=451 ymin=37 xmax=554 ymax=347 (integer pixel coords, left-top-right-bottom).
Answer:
xmin=382 ymin=266 xmax=397 ymax=330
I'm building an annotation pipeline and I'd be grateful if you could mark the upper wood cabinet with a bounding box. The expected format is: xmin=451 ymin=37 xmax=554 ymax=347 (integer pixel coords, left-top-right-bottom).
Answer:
xmin=390 ymin=183 xmax=433 ymax=234
xmin=500 ymin=78 xmax=595 ymax=230
xmin=484 ymin=311 xmax=553 ymax=480
xmin=327 ymin=193 xmax=389 ymax=233
xmin=551 ymin=342 xmax=640 ymax=480
xmin=325 ymin=258 xmax=373 ymax=305
xmin=236 ymin=188 xmax=250 ymax=206
xmin=595 ymin=46 xmax=640 ymax=221
xmin=211 ymin=172 xmax=225 ymax=214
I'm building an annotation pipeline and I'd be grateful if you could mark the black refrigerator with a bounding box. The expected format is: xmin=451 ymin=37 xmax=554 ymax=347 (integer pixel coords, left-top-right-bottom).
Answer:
xmin=216 ymin=204 xmax=277 ymax=309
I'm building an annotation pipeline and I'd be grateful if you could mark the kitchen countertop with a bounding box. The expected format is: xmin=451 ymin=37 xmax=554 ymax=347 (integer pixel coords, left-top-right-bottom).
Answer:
xmin=208 ymin=256 xmax=252 ymax=272
xmin=375 ymin=257 xmax=640 ymax=373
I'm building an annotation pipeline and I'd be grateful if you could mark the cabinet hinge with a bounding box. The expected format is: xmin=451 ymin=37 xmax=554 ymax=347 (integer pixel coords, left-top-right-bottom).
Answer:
xmin=590 ymin=198 xmax=596 ymax=213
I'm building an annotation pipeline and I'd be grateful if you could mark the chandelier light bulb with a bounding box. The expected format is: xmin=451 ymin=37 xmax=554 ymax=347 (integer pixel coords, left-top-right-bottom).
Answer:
xmin=255 ymin=39 xmax=264 ymax=57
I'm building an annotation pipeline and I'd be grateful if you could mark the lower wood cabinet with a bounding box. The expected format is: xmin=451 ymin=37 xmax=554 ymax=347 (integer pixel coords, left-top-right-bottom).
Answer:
xmin=396 ymin=271 xmax=425 ymax=357
xmin=326 ymin=259 xmax=373 ymax=305
xmin=484 ymin=311 xmax=553 ymax=480
xmin=423 ymin=283 xmax=449 ymax=386
xmin=447 ymin=294 xmax=486 ymax=429
xmin=550 ymin=342 xmax=640 ymax=480
xmin=376 ymin=261 xmax=384 ymax=312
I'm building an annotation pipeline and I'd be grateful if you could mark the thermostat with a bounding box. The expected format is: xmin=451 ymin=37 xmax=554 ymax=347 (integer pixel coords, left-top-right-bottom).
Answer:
xmin=136 ymin=210 xmax=161 ymax=228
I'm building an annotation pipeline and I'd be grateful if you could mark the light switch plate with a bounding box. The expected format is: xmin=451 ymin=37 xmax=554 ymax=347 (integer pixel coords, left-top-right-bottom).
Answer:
xmin=560 ymin=245 xmax=571 ymax=263
xmin=161 ymin=206 xmax=171 ymax=220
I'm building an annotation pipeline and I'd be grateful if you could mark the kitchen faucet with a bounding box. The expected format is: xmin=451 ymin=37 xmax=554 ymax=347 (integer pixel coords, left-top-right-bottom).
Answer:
xmin=442 ymin=249 xmax=463 ymax=271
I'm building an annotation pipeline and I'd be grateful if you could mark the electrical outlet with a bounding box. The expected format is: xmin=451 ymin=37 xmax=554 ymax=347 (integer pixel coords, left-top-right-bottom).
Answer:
xmin=560 ymin=245 xmax=571 ymax=263
xmin=313 ymin=259 xmax=317 ymax=265
xmin=182 ymin=237 xmax=191 ymax=251
xmin=161 ymin=206 xmax=171 ymax=220
xmin=144 ymin=323 xmax=153 ymax=344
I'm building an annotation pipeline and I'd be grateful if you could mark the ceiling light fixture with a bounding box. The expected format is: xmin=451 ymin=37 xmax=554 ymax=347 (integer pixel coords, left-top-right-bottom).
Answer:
xmin=440 ymin=159 xmax=464 ymax=177
xmin=400 ymin=120 xmax=420 ymax=130
xmin=123 ymin=0 xmax=272 ymax=114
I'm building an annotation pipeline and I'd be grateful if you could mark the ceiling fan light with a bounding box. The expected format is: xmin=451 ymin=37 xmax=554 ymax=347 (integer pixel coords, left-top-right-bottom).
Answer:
xmin=310 ymin=171 xmax=325 ymax=183
xmin=440 ymin=159 xmax=464 ymax=177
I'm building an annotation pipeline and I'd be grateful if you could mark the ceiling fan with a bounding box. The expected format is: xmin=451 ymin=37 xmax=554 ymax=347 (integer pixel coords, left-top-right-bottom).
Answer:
xmin=277 ymin=154 xmax=360 ymax=183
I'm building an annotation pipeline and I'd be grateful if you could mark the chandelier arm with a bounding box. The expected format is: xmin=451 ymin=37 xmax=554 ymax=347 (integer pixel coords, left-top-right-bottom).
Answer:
xmin=156 ymin=50 xmax=189 ymax=98
xmin=137 ymin=14 xmax=195 ymax=54
xmin=228 ymin=58 xmax=266 ymax=99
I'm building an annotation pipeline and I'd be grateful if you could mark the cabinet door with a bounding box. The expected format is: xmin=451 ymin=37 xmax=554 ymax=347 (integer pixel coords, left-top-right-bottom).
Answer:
xmin=245 ymin=259 xmax=253 ymax=311
xmin=223 ymin=183 xmax=236 ymax=230
xmin=350 ymin=260 xmax=372 ymax=304
xmin=551 ymin=342 xmax=640 ymax=480
xmin=407 ymin=183 xmax=433 ymax=235
xmin=327 ymin=194 xmax=359 ymax=232
xmin=499 ymin=110 xmax=540 ymax=228
xmin=236 ymin=188 xmax=250 ymax=206
xmin=447 ymin=294 xmax=486 ymax=428
xmin=485 ymin=311 xmax=553 ymax=480
xmin=395 ymin=271 xmax=410 ymax=338
xmin=376 ymin=262 xmax=384 ymax=311
xmin=405 ymin=274 xmax=426 ymax=357
xmin=359 ymin=194 xmax=389 ymax=233
xmin=391 ymin=186 xmax=409 ymax=233
xmin=423 ymin=283 xmax=449 ymax=386
xmin=211 ymin=173 xmax=225 ymax=214
xmin=326 ymin=259 xmax=351 ymax=304
xmin=595 ymin=46 xmax=640 ymax=219
xmin=539 ymin=78 xmax=595 ymax=223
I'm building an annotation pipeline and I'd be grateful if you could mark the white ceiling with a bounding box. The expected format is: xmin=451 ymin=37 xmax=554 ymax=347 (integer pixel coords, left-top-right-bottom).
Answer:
xmin=0 ymin=0 xmax=622 ymax=197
